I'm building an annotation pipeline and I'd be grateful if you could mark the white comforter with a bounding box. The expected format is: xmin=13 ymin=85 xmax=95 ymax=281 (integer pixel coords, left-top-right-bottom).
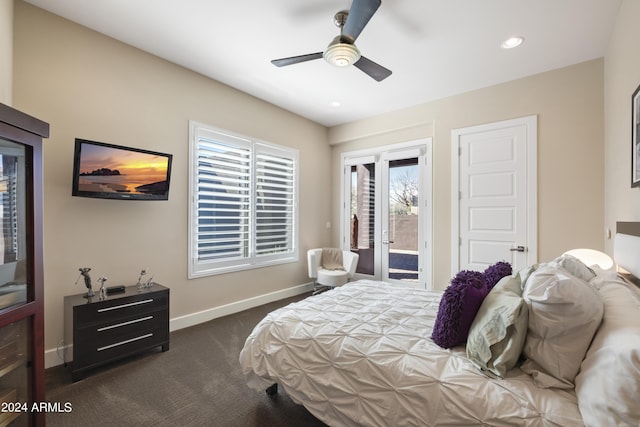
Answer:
xmin=239 ymin=280 xmax=583 ymax=426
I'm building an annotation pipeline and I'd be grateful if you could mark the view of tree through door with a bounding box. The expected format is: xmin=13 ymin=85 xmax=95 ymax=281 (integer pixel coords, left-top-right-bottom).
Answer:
xmin=343 ymin=139 xmax=432 ymax=289
xmin=386 ymin=158 xmax=419 ymax=282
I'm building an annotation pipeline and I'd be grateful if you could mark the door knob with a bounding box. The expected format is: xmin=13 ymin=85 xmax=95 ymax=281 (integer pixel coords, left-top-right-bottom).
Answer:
xmin=510 ymin=246 xmax=526 ymax=252
xmin=382 ymin=240 xmax=394 ymax=244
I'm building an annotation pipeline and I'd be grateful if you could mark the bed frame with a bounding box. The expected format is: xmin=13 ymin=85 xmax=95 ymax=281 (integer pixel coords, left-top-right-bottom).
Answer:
xmin=615 ymin=221 xmax=640 ymax=287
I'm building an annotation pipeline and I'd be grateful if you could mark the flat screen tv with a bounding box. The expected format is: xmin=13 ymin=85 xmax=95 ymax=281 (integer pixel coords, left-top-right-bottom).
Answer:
xmin=72 ymin=138 xmax=173 ymax=201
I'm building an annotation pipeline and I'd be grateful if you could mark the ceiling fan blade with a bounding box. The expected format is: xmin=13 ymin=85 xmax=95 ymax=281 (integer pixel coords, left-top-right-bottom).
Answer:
xmin=354 ymin=56 xmax=392 ymax=82
xmin=271 ymin=52 xmax=323 ymax=67
xmin=342 ymin=0 xmax=381 ymax=44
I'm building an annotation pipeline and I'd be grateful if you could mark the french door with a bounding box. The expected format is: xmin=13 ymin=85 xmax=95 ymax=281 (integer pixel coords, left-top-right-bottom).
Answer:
xmin=341 ymin=139 xmax=432 ymax=289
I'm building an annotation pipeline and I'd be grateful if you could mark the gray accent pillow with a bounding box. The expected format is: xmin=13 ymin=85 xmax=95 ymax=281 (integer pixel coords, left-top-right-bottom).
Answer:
xmin=466 ymin=266 xmax=532 ymax=378
xmin=521 ymin=264 xmax=604 ymax=389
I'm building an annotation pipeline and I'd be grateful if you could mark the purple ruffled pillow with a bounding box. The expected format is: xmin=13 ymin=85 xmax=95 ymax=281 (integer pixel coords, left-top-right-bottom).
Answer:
xmin=483 ymin=261 xmax=512 ymax=291
xmin=431 ymin=270 xmax=488 ymax=349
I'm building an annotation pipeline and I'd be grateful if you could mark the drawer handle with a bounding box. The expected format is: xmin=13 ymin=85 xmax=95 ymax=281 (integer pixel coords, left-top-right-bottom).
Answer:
xmin=97 ymin=333 xmax=153 ymax=352
xmin=97 ymin=316 xmax=153 ymax=332
xmin=97 ymin=299 xmax=154 ymax=312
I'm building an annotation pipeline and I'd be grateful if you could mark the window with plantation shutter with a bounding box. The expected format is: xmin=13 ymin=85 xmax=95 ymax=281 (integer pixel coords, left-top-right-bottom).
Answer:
xmin=255 ymin=144 xmax=296 ymax=257
xmin=189 ymin=122 xmax=298 ymax=278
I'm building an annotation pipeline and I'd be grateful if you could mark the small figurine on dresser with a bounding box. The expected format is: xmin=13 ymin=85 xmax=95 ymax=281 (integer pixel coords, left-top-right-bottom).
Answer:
xmin=136 ymin=268 xmax=154 ymax=290
xmin=98 ymin=276 xmax=107 ymax=300
xmin=76 ymin=267 xmax=94 ymax=298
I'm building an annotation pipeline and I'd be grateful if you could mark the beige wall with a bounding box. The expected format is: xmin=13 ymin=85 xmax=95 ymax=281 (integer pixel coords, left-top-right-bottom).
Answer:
xmin=0 ymin=0 xmax=12 ymax=105
xmin=13 ymin=2 xmax=331 ymax=366
xmin=604 ymin=0 xmax=640 ymax=253
xmin=330 ymin=60 xmax=605 ymax=289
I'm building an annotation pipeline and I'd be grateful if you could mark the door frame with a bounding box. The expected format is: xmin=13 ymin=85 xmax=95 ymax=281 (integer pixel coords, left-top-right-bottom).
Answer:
xmin=450 ymin=115 xmax=537 ymax=275
xmin=340 ymin=138 xmax=433 ymax=289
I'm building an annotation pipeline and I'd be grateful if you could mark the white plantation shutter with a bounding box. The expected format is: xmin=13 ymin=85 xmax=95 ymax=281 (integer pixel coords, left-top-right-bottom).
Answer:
xmin=196 ymin=133 xmax=251 ymax=264
xmin=189 ymin=122 xmax=298 ymax=277
xmin=255 ymin=144 xmax=295 ymax=258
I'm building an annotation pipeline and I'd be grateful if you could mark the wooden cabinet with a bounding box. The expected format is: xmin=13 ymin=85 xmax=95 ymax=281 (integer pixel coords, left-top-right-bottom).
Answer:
xmin=0 ymin=103 xmax=49 ymax=426
xmin=64 ymin=284 xmax=169 ymax=381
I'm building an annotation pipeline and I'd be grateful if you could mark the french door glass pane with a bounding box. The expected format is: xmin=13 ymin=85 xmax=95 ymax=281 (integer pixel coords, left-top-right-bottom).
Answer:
xmin=387 ymin=158 xmax=419 ymax=283
xmin=350 ymin=163 xmax=375 ymax=275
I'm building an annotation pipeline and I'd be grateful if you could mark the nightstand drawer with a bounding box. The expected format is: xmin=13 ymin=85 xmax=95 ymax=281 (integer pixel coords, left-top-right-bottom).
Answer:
xmin=74 ymin=324 xmax=169 ymax=368
xmin=75 ymin=292 xmax=168 ymax=326
xmin=75 ymin=310 xmax=167 ymax=345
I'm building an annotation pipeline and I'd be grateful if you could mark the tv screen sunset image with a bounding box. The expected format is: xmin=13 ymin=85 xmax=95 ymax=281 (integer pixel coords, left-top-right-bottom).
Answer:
xmin=77 ymin=143 xmax=170 ymax=195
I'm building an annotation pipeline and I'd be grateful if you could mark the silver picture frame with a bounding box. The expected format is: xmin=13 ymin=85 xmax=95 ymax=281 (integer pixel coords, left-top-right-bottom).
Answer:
xmin=632 ymin=83 xmax=640 ymax=187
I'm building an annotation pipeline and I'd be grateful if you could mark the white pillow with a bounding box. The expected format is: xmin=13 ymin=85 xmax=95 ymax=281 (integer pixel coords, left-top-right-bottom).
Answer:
xmin=521 ymin=264 xmax=604 ymax=389
xmin=575 ymin=276 xmax=640 ymax=426
xmin=548 ymin=253 xmax=596 ymax=283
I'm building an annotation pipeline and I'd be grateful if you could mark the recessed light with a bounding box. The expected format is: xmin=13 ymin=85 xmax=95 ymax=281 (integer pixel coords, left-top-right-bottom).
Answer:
xmin=331 ymin=101 xmax=341 ymax=108
xmin=501 ymin=36 xmax=524 ymax=49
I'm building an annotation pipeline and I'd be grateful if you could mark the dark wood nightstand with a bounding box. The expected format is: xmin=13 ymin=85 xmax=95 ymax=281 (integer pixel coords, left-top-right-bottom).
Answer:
xmin=64 ymin=284 xmax=169 ymax=381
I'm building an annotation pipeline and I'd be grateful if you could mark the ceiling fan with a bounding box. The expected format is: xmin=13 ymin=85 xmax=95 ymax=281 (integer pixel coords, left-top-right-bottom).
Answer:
xmin=271 ymin=0 xmax=392 ymax=82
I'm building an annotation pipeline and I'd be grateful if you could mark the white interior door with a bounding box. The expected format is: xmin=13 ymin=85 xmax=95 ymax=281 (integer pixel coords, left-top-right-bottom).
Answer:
xmin=451 ymin=116 xmax=537 ymax=274
xmin=342 ymin=140 xmax=432 ymax=289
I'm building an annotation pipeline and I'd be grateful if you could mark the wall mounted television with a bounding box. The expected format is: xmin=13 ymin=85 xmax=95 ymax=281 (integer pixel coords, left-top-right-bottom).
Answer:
xmin=72 ymin=138 xmax=173 ymax=201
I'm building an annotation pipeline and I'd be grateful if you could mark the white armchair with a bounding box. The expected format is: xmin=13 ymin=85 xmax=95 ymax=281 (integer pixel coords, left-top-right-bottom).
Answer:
xmin=308 ymin=248 xmax=359 ymax=294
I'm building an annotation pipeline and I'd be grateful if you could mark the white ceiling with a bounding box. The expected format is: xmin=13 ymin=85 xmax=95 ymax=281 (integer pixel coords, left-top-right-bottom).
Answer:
xmin=23 ymin=0 xmax=621 ymax=127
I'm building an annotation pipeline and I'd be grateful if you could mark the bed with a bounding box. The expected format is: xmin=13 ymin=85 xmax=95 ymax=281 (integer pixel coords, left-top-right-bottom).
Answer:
xmin=239 ymin=224 xmax=640 ymax=426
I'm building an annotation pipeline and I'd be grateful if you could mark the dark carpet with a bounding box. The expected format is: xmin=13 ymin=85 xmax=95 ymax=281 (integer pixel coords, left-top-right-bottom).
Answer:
xmin=45 ymin=293 xmax=328 ymax=426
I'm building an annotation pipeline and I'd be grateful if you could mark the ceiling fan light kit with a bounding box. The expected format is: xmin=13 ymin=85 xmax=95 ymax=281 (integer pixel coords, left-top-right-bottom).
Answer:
xmin=324 ymin=38 xmax=361 ymax=67
xmin=271 ymin=0 xmax=391 ymax=82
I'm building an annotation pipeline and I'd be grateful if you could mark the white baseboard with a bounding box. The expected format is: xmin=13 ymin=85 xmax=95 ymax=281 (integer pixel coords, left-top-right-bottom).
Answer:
xmin=169 ymin=282 xmax=313 ymax=332
xmin=45 ymin=282 xmax=313 ymax=369
xmin=45 ymin=345 xmax=70 ymax=370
